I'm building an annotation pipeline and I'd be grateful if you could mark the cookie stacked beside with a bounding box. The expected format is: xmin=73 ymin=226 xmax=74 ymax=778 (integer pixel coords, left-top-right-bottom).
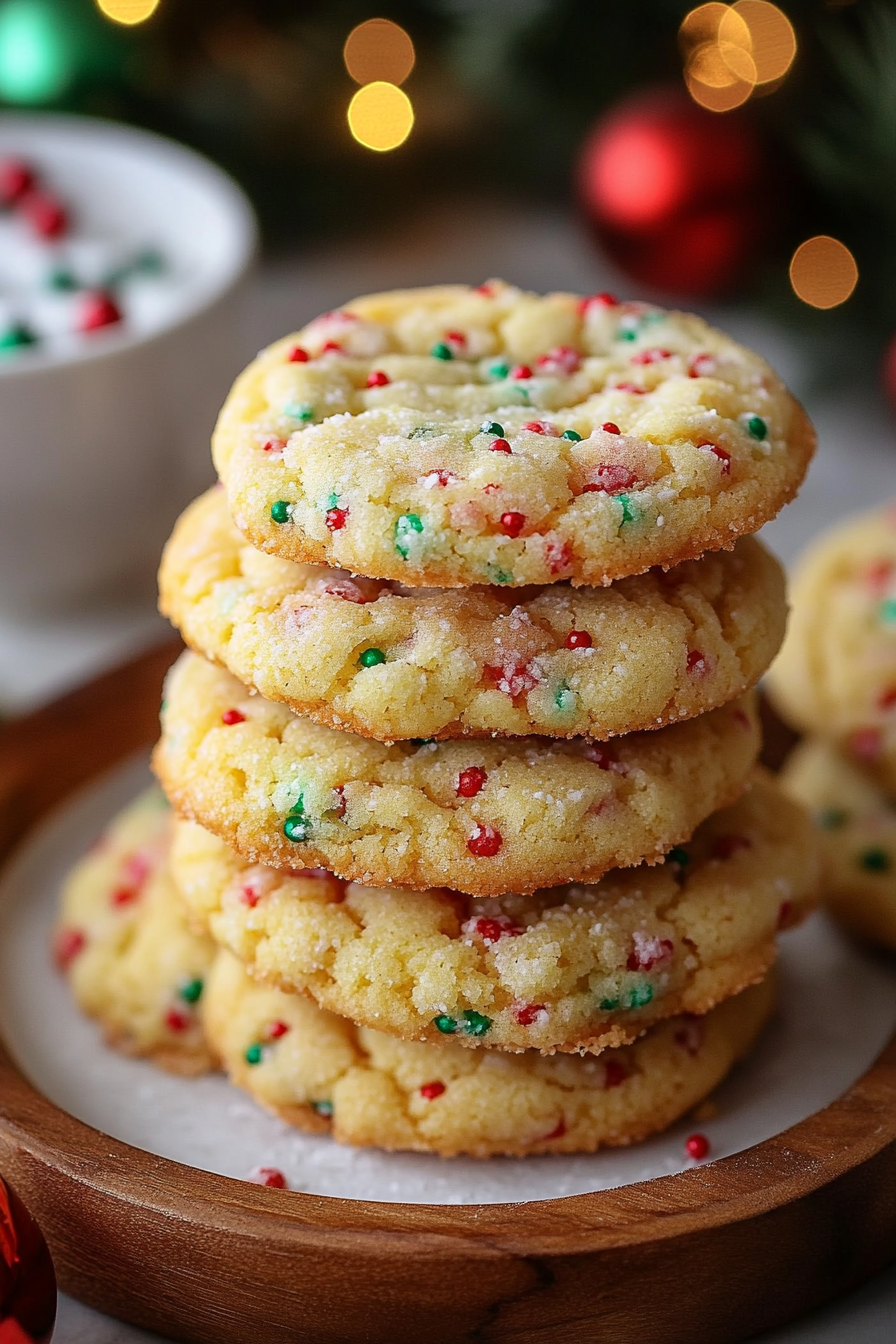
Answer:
xmin=58 ymin=282 xmax=820 ymax=1158
xmin=769 ymin=504 xmax=896 ymax=952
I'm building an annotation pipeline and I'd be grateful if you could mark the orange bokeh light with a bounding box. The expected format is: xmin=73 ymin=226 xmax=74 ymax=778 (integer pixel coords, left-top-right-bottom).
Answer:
xmin=344 ymin=18 xmax=415 ymax=87
xmin=790 ymin=236 xmax=858 ymax=309
xmin=680 ymin=1 xmax=796 ymax=111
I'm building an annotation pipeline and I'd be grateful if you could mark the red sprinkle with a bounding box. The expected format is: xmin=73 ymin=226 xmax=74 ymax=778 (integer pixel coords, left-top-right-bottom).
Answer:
xmin=613 ymin=381 xmax=645 ymax=394
xmin=865 ymin=561 xmax=894 ymax=592
xmin=77 ymin=291 xmax=122 ymax=333
xmin=500 ymin=511 xmax=526 ymax=537
xmin=248 ymin=1166 xmax=288 ymax=1189
xmin=165 ymin=1008 xmax=191 ymax=1034
xmin=222 ymin=708 xmax=246 ymax=725
xmin=631 ymin=348 xmax=672 ymax=365
xmin=686 ymin=650 xmax=708 ymax=675
xmin=777 ymin=900 xmax=795 ymax=930
xmin=472 ymin=916 xmax=523 ymax=944
xmin=474 ymin=282 xmax=496 ymax=296
xmin=523 ymin=420 xmax=559 ymax=435
xmin=674 ymin=1018 xmax=704 ymax=1056
xmin=467 ymin=824 xmax=503 ymax=857
xmin=322 ymin=340 xmax=342 ymax=353
xmin=514 ymin=1001 xmax=546 ymax=1026
xmin=686 ymin=1133 xmax=710 ymax=1160
xmin=578 ymin=292 xmax=618 ymax=314
xmin=264 ymin=1020 xmax=290 ymax=1040
xmin=482 ymin=483 xmax=501 ymax=495
xmin=325 ymin=507 xmax=348 ymax=532
xmin=688 ymin=353 xmax=716 ymax=378
xmin=288 ymin=345 xmax=309 ymax=363
xmin=541 ymin=1118 xmax=567 ymax=1141
xmin=581 ymin=744 xmax=625 ymax=773
xmin=489 ymin=438 xmax=512 ymax=454
xmin=510 ymin=364 xmax=532 ymax=380
xmin=601 ymin=421 xmax=621 ymax=435
xmin=698 ymin=440 xmax=731 ymax=474
xmin=603 ymin=1059 xmax=628 ymax=1088
xmin=849 ymin=728 xmax=883 ymax=760
xmin=484 ymin=661 xmax=538 ymax=698
xmin=457 ymin=765 xmax=487 ymax=798
xmin=54 ymin=928 xmax=86 ymax=971
xmin=261 ymin=436 xmax=287 ymax=455
xmin=583 ymin=464 xmax=638 ymax=495
xmin=880 ymin=688 xmax=896 ymax=711
xmin=0 ymin=158 xmax=35 ymax=204
xmin=332 ymin=785 xmax=347 ymax=818
xmin=240 ymin=883 xmax=261 ymax=908
xmin=366 ymin=370 xmax=390 ymax=387
xmin=419 ymin=1081 xmax=446 ymax=1101
xmin=536 ymin=346 xmax=581 ymax=375
xmin=546 ymin=538 xmax=573 ymax=575
xmin=566 ymin=630 xmax=593 ymax=649
xmin=111 ymin=885 xmax=140 ymax=908
xmin=712 ymin=834 xmax=752 ymax=861
xmin=627 ymin=935 xmax=674 ymax=971
xmin=324 ymin=578 xmax=378 ymax=604
xmin=24 ymin=191 xmax=67 ymax=239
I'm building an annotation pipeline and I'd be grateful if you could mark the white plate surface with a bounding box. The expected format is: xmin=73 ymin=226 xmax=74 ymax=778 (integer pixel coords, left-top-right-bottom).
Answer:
xmin=1 ymin=755 xmax=894 ymax=1206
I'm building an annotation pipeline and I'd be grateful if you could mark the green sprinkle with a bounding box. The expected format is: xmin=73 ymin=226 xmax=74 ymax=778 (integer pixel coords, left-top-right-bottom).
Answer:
xmin=178 ymin=978 xmax=204 ymax=1005
xmin=617 ymin=326 xmax=638 ymax=342
xmin=879 ymin=599 xmax=896 ymax=625
xmin=561 ymin=429 xmax=582 ymax=442
xmin=283 ymin=815 xmax=311 ymax=843
xmin=395 ymin=513 xmax=424 ymax=557
xmin=617 ymin=494 xmax=639 ymax=525
xmin=133 ymin=247 xmax=166 ymax=275
xmin=486 ymin=565 xmax=513 ymax=584
xmin=599 ymin=997 xmax=619 ymax=1011
xmin=626 ymin=983 xmax=654 ymax=1009
xmin=487 ymin=360 xmax=510 ymax=380
xmin=431 ymin=341 xmax=453 ymax=360
xmin=270 ymin=500 xmax=293 ymax=524
xmin=326 ymin=491 xmax=340 ymax=509
xmin=46 ymin=265 xmax=78 ymax=292
xmin=668 ymin=847 xmax=690 ymax=866
xmin=744 ymin=414 xmax=767 ymax=440
xmin=409 ymin=424 xmax=440 ymax=439
xmin=311 ymin=1099 xmax=334 ymax=1117
xmin=818 ymin=808 xmax=849 ymax=830
xmin=461 ymin=1010 xmax=492 ymax=1037
xmin=410 ymin=738 xmax=434 ymax=747
xmin=358 ymin=647 xmax=386 ymax=668
xmin=859 ymin=848 xmax=891 ymax=873
xmin=481 ymin=420 xmax=504 ymax=436
xmin=554 ymin=682 xmax=576 ymax=713
xmin=432 ymin=1014 xmax=457 ymax=1034
xmin=245 ymin=1043 xmax=263 ymax=1066
xmin=0 ymin=322 xmax=38 ymax=354
xmin=284 ymin=402 xmax=314 ymax=422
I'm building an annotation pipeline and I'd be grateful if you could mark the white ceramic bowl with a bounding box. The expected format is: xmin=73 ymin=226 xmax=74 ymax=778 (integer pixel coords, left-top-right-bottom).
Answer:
xmin=0 ymin=114 xmax=257 ymax=613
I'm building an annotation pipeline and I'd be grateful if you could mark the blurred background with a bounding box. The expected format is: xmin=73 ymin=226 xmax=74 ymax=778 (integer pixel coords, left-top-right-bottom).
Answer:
xmin=0 ymin=0 xmax=893 ymax=710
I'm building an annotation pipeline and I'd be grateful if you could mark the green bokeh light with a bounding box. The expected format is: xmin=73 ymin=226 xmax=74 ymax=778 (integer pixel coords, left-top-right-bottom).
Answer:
xmin=0 ymin=0 xmax=73 ymax=104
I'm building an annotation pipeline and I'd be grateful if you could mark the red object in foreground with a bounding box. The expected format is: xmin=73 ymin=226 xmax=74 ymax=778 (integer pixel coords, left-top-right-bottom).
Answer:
xmin=77 ymin=291 xmax=123 ymax=334
xmin=248 ymin=1167 xmax=288 ymax=1189
xmin=0 ymin=1181 xmax=56 ymax=1343
xmin=686 ymin=1132 xmax=710 ymax=1160
xmin=577 ymin=89 xmax=770 ymax=297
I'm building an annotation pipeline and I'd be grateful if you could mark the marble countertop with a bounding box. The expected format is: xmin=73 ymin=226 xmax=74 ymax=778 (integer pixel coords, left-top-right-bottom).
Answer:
xmin=5 ymin=199 xmax=896 ymax=1342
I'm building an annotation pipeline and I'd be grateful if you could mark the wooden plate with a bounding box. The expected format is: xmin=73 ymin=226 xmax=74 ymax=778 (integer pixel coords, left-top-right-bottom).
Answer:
xmin=0 ymin=642 xmax=895 ymax=1344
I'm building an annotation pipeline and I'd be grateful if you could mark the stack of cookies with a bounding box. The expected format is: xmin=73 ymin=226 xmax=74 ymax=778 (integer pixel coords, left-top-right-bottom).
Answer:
xmin=57 ymin=282 xmax=821 ymax=1160
xmin=770 ymin=504 xmax=896 ymax=953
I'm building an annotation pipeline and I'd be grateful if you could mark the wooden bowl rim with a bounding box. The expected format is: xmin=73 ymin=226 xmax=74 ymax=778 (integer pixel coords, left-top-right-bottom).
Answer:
xmin=1 ymin=641 xmax=895 ymax=1262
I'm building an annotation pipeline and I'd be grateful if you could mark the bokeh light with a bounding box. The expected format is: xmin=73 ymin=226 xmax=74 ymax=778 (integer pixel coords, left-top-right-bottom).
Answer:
xmin=96 ymin=0 xmax=159 ymax=25
xmin=0 ymin=0 xmax=72 ymax=103
xmin=731 ymin=1 xmax=796 ymax=83
xmin=344 ymin=18 xmax=414 ymax=86
xmin=789 ymin=236 xmax=858 ymax=309
xmin=348 ymin=81 xmax=414 ymax=152
xmin=680 ymin=1 xmax=796 ymax=111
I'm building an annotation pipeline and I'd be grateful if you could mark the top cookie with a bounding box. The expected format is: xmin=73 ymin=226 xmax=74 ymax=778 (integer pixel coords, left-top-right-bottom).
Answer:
xmin=766 ymin=503 xmax=896 ymax=791
xmin=212 ymin=282 xmax=814 ymax=589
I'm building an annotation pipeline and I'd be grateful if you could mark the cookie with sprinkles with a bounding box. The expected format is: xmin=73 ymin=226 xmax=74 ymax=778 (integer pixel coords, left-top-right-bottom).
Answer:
xmin=154 ymin=651 xmax=761 ymax=898
xmin=203 ymin=947 xmax=775 ymax=1157
xmin=781 ymin=737 xmax=896 ymax=952
xmin=55 ymin=787 xmax=217 ymax=1076
xmin=212 ymin=282 xmax=815 ymax=589
xmin=173 ymin=772 xmax=816 ymax=1055
xmin=160 ymin=485 xmax=786 ymax=743
xmin=767 ymin=503 xmax=896 ymax=791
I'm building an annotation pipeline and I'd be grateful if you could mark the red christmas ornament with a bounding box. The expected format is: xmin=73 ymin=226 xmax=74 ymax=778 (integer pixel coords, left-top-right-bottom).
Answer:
xmin=882 ymin=335 xmax=896 ymax=413
xmin=577 ymin=89 xmax=771 ymax=298
xmin=0 ymin=1180 xmax=56 ymax=1343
